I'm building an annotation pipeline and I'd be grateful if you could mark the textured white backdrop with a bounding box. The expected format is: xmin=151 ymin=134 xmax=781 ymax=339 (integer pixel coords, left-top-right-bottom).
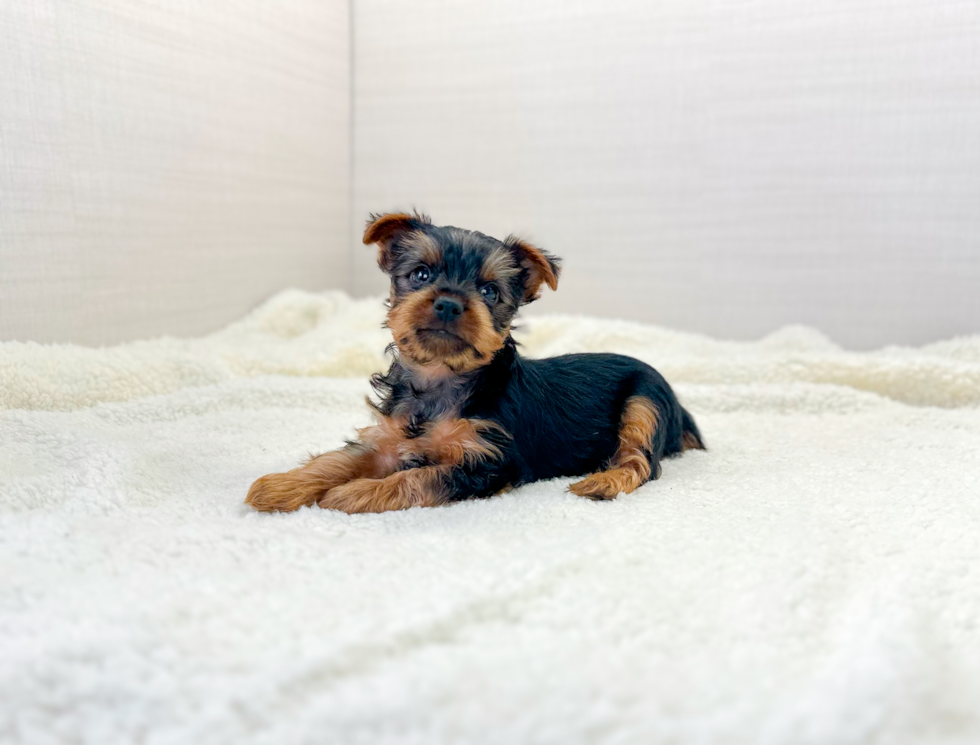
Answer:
xmin=352 ymin=0 xmax=980 ymax=348
xmin=0 ymin=0 xmax=350 ymax=345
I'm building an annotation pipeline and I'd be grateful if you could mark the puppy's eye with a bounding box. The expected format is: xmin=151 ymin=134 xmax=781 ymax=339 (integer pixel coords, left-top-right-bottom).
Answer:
xmin=481 ymin=284 xmax=499 ymax=303
xmin=410 ymin=266 xmax=431 ymax=284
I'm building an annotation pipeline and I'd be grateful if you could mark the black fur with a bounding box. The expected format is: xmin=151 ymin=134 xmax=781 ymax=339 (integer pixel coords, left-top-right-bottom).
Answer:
xmin=372 ymin=338 xmax=703 ymax=501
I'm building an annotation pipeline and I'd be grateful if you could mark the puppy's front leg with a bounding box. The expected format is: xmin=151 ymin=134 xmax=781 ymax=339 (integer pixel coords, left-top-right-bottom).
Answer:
xmin=318 ymin=458 xmax=515 ymax=514
xmin=315 ymin=466 xmax=447 ymax=514
xmin=246 ymin=416 xmax=414 ymax=512
xmin=245 ymin=445 xmax=370 ymax=512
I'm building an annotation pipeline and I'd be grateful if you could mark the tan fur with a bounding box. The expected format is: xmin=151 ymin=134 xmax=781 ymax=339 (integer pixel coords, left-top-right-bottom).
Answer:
xmin=245 ymin=446 xmax=367 ymax=512
xmin=480 ymin=246 xmax=522 ymax=285
xmin=406 ymin=418 xmax=504 ymax=466
xmin=569 ymin=396 xmax=658 ymax=500
xmin=246 ymin=414 xmax=504 ymax=513
xmin=317 ymin=418 xmax=505 ymax=514
xmin=386 ymin=287 xmax=443 ymax=363
xmin=443 ymin=299 xmax=507 ymax=372
xmin=363 ymin=212 xmax=432 ymax=270
xmin=314 ymin=416 xmax=505 ymax=513
xmin=505 ymin=237 xmax=560 ymax=302
xmin=387 ymin=286 xmax=433 ymax=337
xmin=402 ymin=361 xmax=459 ymax=384
xmin=387 ymin=286 xmax=506 ymax=373
xmin=401 ymin=229 xmax=443 ymax=268
xmin=357 ymin=415 xmax=412 ymax=477
xmin=245 ymin=416 xmax=409 ymax=512
xmin=318 ymin=466 xmax=452 ymax=514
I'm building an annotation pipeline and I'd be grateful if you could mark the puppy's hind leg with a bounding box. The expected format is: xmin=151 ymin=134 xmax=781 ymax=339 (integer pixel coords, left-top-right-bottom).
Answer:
xmin=569 ymin=396 xmax=662 ymax=501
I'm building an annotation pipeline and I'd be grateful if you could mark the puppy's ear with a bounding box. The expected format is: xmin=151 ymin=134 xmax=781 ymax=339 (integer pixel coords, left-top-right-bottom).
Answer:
xmin=363 ymin=212 xmax=432 ymax=272
xmin=505 ymin=236 xmax=561 ymax=303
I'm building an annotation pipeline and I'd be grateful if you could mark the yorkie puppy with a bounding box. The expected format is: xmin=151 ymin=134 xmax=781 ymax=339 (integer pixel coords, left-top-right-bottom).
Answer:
xmin=246 ymin=212 xmax=704 ymax=514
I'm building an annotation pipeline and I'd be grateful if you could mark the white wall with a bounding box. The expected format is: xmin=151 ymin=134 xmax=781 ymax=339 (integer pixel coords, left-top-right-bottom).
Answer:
xmin=0 ymin=0 xmax=349 ymax=345
xmin=3 ymin=1 xmax=978 ymax=348
xmin=352 ymin=0 xmax=980 ymax=348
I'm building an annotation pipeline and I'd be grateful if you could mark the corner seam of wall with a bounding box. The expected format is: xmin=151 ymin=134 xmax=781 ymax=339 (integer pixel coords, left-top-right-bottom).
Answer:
xmin=345 ymin=0 xmax=357 ymax=296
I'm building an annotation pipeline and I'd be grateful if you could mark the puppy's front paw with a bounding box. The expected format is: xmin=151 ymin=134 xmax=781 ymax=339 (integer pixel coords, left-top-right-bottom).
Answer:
xmin=245 ymin=471 xmax=325 ymax=512
xmin=318 ymin=469 xmax=443 ymax=514
xmin=317 ymin=479 xmax=387 ymax=514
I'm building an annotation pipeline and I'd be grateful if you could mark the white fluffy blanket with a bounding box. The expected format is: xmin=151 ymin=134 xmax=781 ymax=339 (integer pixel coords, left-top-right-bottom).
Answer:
xmin=3 ymin=291 xmax=980 ymax=745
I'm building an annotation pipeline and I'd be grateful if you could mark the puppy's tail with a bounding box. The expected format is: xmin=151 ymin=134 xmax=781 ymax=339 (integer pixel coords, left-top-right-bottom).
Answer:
xmin=680 ymin=407 xmax=705 ymax=451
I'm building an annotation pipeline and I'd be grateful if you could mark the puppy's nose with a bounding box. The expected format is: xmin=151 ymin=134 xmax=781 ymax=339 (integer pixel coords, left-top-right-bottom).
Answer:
xmin=433 ymin=296 xmax=463 ymax=323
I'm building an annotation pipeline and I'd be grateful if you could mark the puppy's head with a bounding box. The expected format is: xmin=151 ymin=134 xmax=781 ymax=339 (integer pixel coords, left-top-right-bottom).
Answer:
xmin=364 ymin=212 xmax=561 ymax=373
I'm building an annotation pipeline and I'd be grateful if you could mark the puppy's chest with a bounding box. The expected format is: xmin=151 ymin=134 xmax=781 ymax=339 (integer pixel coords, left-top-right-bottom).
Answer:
xmin=391 ymin=376 xmax=472 ymax=429
xmin=376 ymin=380 xmax=484 ymax=470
